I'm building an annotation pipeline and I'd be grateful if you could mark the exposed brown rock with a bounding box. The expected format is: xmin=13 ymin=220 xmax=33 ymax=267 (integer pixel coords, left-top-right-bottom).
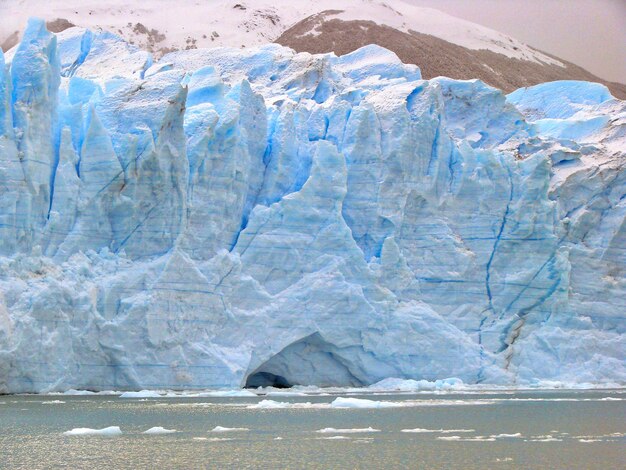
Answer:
xmin=277 ymin=12 xmax=626 ymax=99
xmin=46 ymin=18 xmax=75 ymax=33
xmin=0 ymin=31 xmax=19 ymax=52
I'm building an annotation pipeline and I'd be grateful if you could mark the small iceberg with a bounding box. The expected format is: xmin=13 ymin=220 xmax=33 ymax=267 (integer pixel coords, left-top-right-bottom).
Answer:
xmin=193 ymin=437 xmax=234 ymax=442
xmin=63 ymin=426 xmax=122 ymax=436
xmin=490 ymin=433 xmax=522 ymax=439
xmin=330 ymin=397 xmax=398 ymax=409
xmin=210 ymin=426 xmax=250 ymax=432
xmin=119 ymin=390 xmax=162 ymax=398
xmin=401 ymin=428 xmax=475 ymax=433
xmin=143 ymin=427 xmax=177 ymax=434
xmin=199 ymin=390 xmax=257 ymax=398
xmin=368 ymin=377 xmax=465 ymax=392
xmin=316 ymin=427 xmax=380 ymax=433
xmin=437 ymin=435 xmax=496 ymax=442
xmin=247 ymin=399 xmax=301 ymax=409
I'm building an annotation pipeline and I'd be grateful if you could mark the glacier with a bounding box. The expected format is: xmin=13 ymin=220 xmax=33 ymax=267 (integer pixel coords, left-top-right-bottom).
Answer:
xmin=0 ymin=19 xmax=624 ymax=393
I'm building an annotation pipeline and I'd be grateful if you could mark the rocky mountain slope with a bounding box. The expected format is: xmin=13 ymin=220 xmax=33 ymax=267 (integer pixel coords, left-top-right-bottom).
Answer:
xmin=277 ymin=10 xmax=626 ymax=97
xmin=2 ymin=0 xmax=624 ymax=97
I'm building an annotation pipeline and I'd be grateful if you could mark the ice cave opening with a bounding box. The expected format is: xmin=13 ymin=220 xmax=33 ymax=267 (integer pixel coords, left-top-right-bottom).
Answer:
xmin=245 ymin=371 xmax=293 ymax=388
xmin=243 ymin=333 xmax=364 ymax=388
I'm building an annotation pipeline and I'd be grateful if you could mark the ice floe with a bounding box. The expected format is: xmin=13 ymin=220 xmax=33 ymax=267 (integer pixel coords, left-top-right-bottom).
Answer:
xmin=143 ymin=427 xmax=177 ymax=434
xmin=401 ymin=428 xmax=475 ymax=433
xmin=63 ymin=426 xmax=122 ymax=436
xmin=316 ymin=427 xmax=380 ymax=433
xmin=210 ymin=426 xmax=250 ymax=432
xmin=119 ymin=390 xmax=162 ymax=398
xmin=330 ymin=397 xmax=398 ymax=408
xmin=490 ymin=433 xmax=522 ymax=438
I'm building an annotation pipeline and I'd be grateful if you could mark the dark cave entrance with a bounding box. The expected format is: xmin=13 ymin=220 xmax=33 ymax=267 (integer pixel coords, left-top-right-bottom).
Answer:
xmin=242 ymin=332 xmax=364 ymax=389
xmin=244 ymin=371 xmax=292 ymax=388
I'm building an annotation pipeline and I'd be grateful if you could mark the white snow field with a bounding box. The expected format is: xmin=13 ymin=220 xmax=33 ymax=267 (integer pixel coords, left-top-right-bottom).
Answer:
xmin=0 ymin=18 xmax=624 ymax=393
xmin=1 ymin=0 xmax=562 ymax=65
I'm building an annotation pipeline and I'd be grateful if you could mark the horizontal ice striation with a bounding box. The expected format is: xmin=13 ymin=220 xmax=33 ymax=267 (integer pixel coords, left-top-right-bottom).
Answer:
xmin=0 ymin=19 xmax=624 ymax=392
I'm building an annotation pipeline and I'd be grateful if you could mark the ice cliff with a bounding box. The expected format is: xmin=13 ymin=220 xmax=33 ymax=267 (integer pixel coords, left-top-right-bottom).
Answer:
xmin=0 ymin=19 xmax=624 ymax=392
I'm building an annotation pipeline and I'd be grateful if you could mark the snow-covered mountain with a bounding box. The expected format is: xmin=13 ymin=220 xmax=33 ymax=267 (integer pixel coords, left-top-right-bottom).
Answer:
xmin=2 ymin=0 xmax=625 ymax=97
xmin=0 ymin=18 xmax=624 ymax=392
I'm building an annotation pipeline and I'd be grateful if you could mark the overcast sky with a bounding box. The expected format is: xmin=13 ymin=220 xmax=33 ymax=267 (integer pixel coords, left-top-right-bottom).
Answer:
xmin=405 ymin=0 xmax=625 ymax=83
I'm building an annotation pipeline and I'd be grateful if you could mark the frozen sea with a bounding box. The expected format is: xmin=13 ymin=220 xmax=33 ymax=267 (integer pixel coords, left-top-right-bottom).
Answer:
xmin=1 ymin=389 xmax=624 ymax=469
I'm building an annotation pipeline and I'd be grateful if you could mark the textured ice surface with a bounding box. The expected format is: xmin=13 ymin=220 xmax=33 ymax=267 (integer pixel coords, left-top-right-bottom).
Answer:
xmin=0 ymin=19 xmax=624 ymax=393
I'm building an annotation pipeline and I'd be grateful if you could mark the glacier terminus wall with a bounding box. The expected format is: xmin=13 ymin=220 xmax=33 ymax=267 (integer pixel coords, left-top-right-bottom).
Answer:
xmin=0 ymin=19 xmax=624 ymax=392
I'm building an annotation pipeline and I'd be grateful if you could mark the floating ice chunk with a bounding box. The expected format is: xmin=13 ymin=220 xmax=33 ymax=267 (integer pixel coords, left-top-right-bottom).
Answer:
xmin=578 ymin=439 xmax=602 ymax=443
xmin=161 ymin=390 xmax=257 ymax=398
xmin=63 ymin=389 xmax=118 ymax=396
xmin=198 ymin=390 xmax=257 ymax=398
xmin=143 ymin=427 xmax=177 ymax=434
xmin=437 ymin=435 xmax=495 ymax=442
xmin=265 ymin=391 xmax=308 ymax=397
xmin=316 ymin=427 xmax=380 ymax=433
xmin=119 ymin=390 xmax=162 ymax=398
xmin=368 ymin=377 xmax=465 ymax=392
xmin=239 ymin=398 xmax=495 ymax=410
xmin=490 ymin=433 xmax=522 ymax=438
xmin=247 ymin=400 xmax=293 ymax=409
xmin=317 ymin=436 xmax=351 ymax=440
xmin=210 ymin=426 xmax=250 ymax=432
xmin=330 ymin=397 xmax=398 ymax=409
xmin=42 ymin=400 xmax=66 ymax=404
xmin=401 ymin=428 xmax=475 ymax=433
xmin=193 ymin=437 xmax=234 ymax=442
xmin=63 ymin=426 xmax=122 ymax=436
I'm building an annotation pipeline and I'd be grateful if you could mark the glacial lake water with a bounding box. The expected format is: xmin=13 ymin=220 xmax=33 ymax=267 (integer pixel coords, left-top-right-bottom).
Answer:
xmin=1 ymin=389 xmax=624 ymax=469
